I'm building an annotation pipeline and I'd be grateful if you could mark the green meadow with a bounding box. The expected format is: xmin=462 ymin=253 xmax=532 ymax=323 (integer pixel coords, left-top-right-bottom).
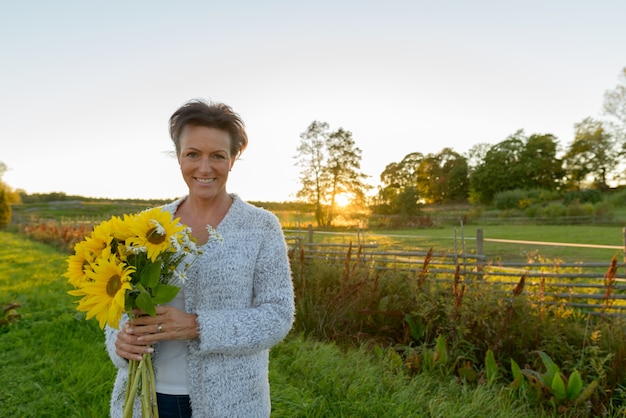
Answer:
xmin=1 ymin=231 xmax=564 ymax=417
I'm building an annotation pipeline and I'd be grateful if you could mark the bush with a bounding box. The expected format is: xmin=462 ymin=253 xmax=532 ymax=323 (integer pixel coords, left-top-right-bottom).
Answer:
xmin=565 ymin=202 xmax=594 ymax=219
xmin=607 ymin=188 xmax=626 ymax=206
xmin=594 ymin=201 xmax=613 ymax=222
xmin=540 ymin=203 xmax=566 ymax=220
xmin=288 ymin=249 xmax=626 ymax=415
xmin=493 ymin=189 xmax=558 ymax=211
xmin=0 ymin=188 xmax=11 ymax=228
xmin=563 ymin=189 xmax=603 ymax=205
xmin=493 ymin=189 xmax=527 ymax=210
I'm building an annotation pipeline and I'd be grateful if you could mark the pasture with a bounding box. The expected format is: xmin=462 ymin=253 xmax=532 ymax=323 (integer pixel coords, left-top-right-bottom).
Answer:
xmin=0 ymin=231 xmax=550 ymax=417
xmin=4 ymin=199 xmax=626 ymax=416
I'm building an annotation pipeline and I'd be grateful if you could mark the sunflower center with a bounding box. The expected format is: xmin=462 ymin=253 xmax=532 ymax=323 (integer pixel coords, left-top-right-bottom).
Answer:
xmin=146 ymin=227 xmax=167 ymax=245
xmin=106 ymin=274 xmax=122 ymax=297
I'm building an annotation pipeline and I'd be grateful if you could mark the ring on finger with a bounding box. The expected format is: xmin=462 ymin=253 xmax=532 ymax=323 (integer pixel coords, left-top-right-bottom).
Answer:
xmin=157 ymin=323 xmax=163 ymax=333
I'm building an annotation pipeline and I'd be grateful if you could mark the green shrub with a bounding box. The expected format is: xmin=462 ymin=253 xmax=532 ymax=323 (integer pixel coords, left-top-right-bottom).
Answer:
xmin=563 ymin=189 xmax=603 ymax=205
xmin=565 ymin=202 xmax=594 ymax=219
xmin=607 ymin=188 xmax=626 ymax=206
xmin=0 ymin=188 xmax=10 ymax=228
xmin=493 ymin=189 xmax=557 ymax=211
xmin=593 ymin=201 xmax=613 ymax=222
xmin=541 ymin=203 xmax=566 ymax=219
xmin=493 ymin=189 xmax=528 ymax=210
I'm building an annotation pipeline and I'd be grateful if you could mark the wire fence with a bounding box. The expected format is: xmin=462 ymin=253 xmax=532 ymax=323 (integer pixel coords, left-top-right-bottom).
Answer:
xmin=285 ymin=226 xmax=626 ymax=317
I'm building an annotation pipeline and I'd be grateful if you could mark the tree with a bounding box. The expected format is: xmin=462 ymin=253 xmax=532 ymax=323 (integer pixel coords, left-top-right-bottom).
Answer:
xmin=469 ymin=130 xmax=564 ymax=204
xmin=521 ymin=134 xmax=564 ymax=190
xmin=375 ymin=152 xmax=423 ymax=214
xmin=563 ymin=117 xmax=617 ymax=190
xmin=294 ymin=121 xmax=369 ymax=227
xmin=295 ymin=121 xmax=329 ymax=226
xmin=469 ymin=132 xmax=527 ymax=204
xmin=416 ymin=148 xmax=468 ymax=204
xmin=324 ymin=128 xmax=370 ymax=224
xmin=603 ymin=67 xmax=626 ymax=143
xmin=603 ymin=67 xmax=626 ymax=182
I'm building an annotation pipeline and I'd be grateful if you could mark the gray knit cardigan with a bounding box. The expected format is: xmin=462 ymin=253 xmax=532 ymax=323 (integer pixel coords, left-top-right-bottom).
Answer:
xmin=104 ymin=195 xmax=295 ymax=417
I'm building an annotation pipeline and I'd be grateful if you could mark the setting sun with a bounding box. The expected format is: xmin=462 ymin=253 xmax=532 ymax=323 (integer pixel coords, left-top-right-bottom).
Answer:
xmin=334 ymin=193 xmax=351 ymax=207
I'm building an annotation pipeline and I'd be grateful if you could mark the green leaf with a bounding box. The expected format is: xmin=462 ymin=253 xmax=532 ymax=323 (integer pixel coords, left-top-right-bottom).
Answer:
xmin=434 ymin=335 xmax=448 ymax=366
xmin=124 ymin=289 xmax=137 ymax=313
xmin=520 ymin=369 xmax=545 ymax=392
xmin=510 ymin=359 xmax=525 ymax=390
xmin=135 ymin=291 xmax=156 ymax=316
xmin=404 ymin=314 xmax=424 ymax=341
xmin=566 ymin=369 xmax=583 ymax=400
xmin=574 ymin=380 xmax=598 ymax=406
xmin=535 ymin=350 xmax=560 ymax=384
xmin=485 ymin=349 xmax=497 ymax=385
xmin=152 ymin=285 xmax=180 ymax=305
xmin=140 ymin=261 xmax=162 ymax=289
xmin=551 ymin=372 xmax=567 ymax=400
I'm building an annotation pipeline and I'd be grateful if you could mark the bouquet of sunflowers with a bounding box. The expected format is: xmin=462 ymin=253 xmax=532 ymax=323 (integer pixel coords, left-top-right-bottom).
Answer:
xmin=64 ymin=207 xmax=203 ymax=417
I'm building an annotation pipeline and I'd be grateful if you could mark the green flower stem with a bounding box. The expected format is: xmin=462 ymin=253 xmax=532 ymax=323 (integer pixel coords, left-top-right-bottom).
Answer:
xmin=124 ymin=359 xmax=137 ymax=407
xmin=123 ymin=357 xmax=145 ymax=418
xmin=141 ymin=359 xmax=150 ymax=415
xmin=146 ymin=353 xmax=159 ymax=416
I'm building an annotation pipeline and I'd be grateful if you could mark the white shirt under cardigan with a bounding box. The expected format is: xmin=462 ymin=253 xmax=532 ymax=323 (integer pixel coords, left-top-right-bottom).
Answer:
xmin=155 ymin=284 xmax=189 ymax=395
xmin=104 ymin=194 xmax=295 ymax=418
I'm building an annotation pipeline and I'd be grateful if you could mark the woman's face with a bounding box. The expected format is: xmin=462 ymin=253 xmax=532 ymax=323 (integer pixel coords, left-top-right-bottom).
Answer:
xmin=177 ymin=125 xmax=235 ymax=201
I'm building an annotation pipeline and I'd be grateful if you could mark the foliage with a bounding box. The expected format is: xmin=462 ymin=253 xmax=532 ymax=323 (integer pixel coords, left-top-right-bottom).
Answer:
xmin=415 ymin=148 xmax=469 ymax=204
xmin=294 ymin=121 xmax=369 ymax=227
xmin=0 ymin=187 xmax=11 ymax=228
xmin=375 ymin=149 xmax=469 ymax=213
xmin=469 ymin=131 xmax=564 ymax=205
xmin=2 ymin=231 xmax=552 ymax=418
xmin=289 ymin=244 xmax=626 ymax=415
xmin=510 ymin=351 xmax=598 ymax=414
xmin=493 ymin=188 xmax=547 ymax=210
xmin=564 ymin=117 xmax=618 ymax=190
xmin=563 ymin=189 xmax=604 ymax=205
xmin=603 ymin=67 xmax=626 ymax=145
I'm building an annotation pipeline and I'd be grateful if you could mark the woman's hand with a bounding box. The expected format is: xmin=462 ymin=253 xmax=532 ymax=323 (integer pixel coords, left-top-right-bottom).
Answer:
xmin=129 ymin=305 xmax=199 ymax=344
xmin=115 ymin=306 xmax=198 ymax=361
xmin=115 ymin=321 xmax=154 ymax=361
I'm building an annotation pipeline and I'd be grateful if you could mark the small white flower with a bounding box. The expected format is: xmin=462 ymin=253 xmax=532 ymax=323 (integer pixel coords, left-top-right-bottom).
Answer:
xmin=130 ymin=245 xmax=147 ymax=254
xmin=150 ymin=219 xmax=166 ymax=235
xmin=169 ymin=235 xmax=182 ymax=252
xmin=173 ymin=270 xmax=188 ymax=284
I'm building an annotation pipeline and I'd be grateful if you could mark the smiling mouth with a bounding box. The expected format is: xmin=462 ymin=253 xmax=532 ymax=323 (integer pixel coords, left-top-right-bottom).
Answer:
xmin=194 ymin=177 xmax=215 ymax=184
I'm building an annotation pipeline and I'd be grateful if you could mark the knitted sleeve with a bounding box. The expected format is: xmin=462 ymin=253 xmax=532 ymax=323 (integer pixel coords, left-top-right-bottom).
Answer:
xmin=104 ymin=317 xmax=130 ymax=370
xmin=194 ymin=213 xmax=295 ymax=355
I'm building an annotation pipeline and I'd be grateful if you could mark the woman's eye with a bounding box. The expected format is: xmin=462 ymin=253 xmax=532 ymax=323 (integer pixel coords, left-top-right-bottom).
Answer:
xmin=186 ymin=152 xmax=198 ymax=158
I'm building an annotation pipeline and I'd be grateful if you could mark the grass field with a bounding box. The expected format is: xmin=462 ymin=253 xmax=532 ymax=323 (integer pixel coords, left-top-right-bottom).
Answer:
xmin=289 ymin=224 xmax=625 ymax=264
xmin=1 ymin=231 xmax=563 ymax=417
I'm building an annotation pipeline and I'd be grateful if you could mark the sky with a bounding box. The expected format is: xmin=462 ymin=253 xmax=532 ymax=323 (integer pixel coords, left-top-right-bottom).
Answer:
xmin=1 ymin=0 xmax=625 ymax=202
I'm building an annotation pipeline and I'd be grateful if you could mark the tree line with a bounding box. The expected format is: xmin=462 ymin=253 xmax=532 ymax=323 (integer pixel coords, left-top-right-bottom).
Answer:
xmin=295 ymin=67 xmax=626 ymax=226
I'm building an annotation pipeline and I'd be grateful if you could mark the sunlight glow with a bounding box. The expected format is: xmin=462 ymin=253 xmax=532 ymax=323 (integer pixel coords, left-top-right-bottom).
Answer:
xmin=334 ymin=193 xmax=351 ymax=207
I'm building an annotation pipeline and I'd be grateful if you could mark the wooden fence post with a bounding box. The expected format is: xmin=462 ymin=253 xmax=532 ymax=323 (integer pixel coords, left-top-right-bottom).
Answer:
xmin=308 ymin=224 xmax=314 ymax=244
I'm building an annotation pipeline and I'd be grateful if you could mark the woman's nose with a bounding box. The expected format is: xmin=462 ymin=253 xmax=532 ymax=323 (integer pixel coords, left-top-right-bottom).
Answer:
xmin=199 ymin=157 xmax=212 ymax=172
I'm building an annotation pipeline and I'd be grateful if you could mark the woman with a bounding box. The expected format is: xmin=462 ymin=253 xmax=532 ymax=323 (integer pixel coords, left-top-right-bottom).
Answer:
xmin=105 ymin=99 xmax=295 ymax=417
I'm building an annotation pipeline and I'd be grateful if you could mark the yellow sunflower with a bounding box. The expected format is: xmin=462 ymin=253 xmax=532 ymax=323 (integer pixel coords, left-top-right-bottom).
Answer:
xmin=63 ymin=240 xmax=97 ymax=288
xmin=114 ymin=213 xmax=137 ymax=242
xmin=69 ymin=249 xmax=135 ymax=329
xmin=126 ymin=208 xmax=185 ymax=262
